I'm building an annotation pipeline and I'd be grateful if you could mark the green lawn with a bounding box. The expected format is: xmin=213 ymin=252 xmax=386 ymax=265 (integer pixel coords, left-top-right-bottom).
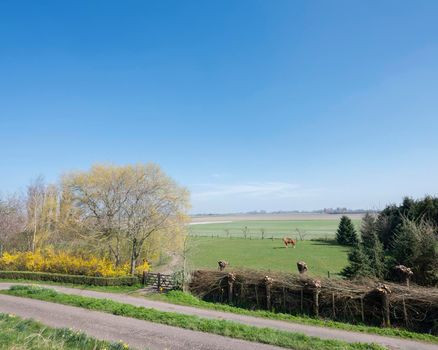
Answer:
xmin=188 ymin=237 xmax=349 ymax=276
xmin=189 ymin=219 xmax=362 ymax=239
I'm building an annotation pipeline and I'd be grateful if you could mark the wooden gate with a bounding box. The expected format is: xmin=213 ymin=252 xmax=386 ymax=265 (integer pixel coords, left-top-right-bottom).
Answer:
xmin=142 ymin=272 xmax=175 ymax=291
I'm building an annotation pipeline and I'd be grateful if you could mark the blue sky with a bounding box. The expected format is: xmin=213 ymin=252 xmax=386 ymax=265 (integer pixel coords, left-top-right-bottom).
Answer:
xmin=1 ymin=1 xmax=437 ymax=213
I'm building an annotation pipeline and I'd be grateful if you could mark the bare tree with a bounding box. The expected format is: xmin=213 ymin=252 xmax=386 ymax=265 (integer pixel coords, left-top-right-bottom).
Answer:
xmin=64 ymin=165 xmax=134 ymax=266
xmin=242 ymin=226 xmax=248 ymax=239
xmin=295 ymin=228 xmax=307 ymax=241
xmin=224 ymin=229 xmax=230 ymax=238
xmin=122 ymin=165 xmax=189 ymax=274
xmin=0 ymin=194 xmax=26 ymax=255
xmin=26 ymin=176 xmax=46 ymax=252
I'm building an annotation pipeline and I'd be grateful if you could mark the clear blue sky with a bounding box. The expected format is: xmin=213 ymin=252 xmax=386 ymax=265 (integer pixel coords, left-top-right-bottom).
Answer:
xmin=1 ymin=1 xmax=437 ymax=213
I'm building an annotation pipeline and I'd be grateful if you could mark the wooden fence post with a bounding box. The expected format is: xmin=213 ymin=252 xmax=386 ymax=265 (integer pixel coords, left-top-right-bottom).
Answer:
xmin=376 ymin=284 xmax=391 ymax=327
xmin=402 ymin=295 xmax=408 ymax=326
xmin=227 ymin=273 xmax=236 ymax=304
xmin=313 ymin=288 xmax=321 ymax=317
xmin=306 ymin=279 xmax=321 ymax=317
xmin=297 ymin=261 xmax=308 ymax=275
xmin=395 ymin=265 xmax=413 ymax=288
xmin=264 ymin=276 xmax=273 ymax=310
xmin=157 ymin=273 xmax=162 ymax=292
xmin=282 ymin=287 xmax=286 ymax=311
xmin=332 ymin=293 xmax=336 ymax=318
xmin=142 ymin=271 xmax=148 ymax=285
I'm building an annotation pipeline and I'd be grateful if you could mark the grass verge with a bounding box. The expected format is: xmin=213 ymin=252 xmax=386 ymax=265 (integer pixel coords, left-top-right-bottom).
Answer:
xmin=144 ymin=290 xmax=438 ymax=344
xmin=0 ymin=312 xmax=132 ymax=350
xmin=2 ymin=285 xmax=386 ymax=350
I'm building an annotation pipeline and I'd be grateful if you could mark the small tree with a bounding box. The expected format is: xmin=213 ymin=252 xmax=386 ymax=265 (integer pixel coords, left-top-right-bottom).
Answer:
xmin=341 ymin=242 xmax=373 ymax=278
xmin=391 ymin=218 xmax=438 ymax=285
xmin=242 ymin=226 xmax=248 ymax=239
xmin=0 ymin=194 xmax=26 ymax=256
xmin=391 ymin=219 xmax=418 ymax=268
xmin=336 ymin=216 xmax=358 ymax=246
xmin=361 ymin=213 xmax=385 ymax=279
xmin=295 ymin=228 xmax=307 ymax=241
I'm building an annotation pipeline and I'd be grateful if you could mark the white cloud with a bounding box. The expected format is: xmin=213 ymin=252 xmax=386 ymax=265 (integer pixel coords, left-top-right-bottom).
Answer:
xmin=191 ymin=182 xmax=321 ymax=200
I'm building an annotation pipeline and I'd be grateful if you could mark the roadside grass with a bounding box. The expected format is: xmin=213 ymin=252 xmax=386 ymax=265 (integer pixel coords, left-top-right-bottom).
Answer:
xmin=0 ymin=312 xmax=132 ymax=350
xmin=146 ymin=290 xmax=438 ymax=344
xmin=189 ymin=237 xmax=349 ymax=276
xmin=3 ymin=285 xmax=386 ymax=350
xmin=0 ymin=278 xmax=142 ymax=293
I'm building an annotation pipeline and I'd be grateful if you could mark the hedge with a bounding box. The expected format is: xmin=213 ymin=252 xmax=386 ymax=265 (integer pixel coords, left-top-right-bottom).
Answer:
xmin=0 ymin=270 xmax=140 ymax=286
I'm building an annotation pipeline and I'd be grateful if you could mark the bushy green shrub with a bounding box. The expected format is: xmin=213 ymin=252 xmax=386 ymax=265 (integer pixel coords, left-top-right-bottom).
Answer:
xmin=0 ymin=270 xmax=139 ymax=286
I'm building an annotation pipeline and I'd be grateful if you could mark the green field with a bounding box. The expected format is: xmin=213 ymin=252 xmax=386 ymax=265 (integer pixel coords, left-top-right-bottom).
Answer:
xmin=188 ymin=237 xmax=350 ymax=277
xmin=189 ymin=219 xmax=361 ymax=240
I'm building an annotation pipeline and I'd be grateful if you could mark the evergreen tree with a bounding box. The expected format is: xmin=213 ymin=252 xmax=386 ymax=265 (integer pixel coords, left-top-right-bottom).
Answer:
xmin=341 ymin=242 xmax=373 ymax=278
xmin=391 ymin=218 xmax=438 ymax=285
xmin=415 ymin=225 xmax=438 ymax=285
xmin=336 ymin=216 xmax=358 ymax=246
xmin=360 ymin=213 xmax=385 ymax=279
xmin=391 ymin=219 xmax=419 ymax=268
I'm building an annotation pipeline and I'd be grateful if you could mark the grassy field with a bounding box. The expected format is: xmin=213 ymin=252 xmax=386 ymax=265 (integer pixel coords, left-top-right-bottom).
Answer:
xmin=188 ymin=237 xmax=349 ymax=276
xmin=189 ymin=218 xmax=362 ymax=240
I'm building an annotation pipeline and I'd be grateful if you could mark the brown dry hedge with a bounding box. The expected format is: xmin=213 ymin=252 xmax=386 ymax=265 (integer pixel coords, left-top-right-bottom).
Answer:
xmin=189 ymin=269 xmax=438 ymax=335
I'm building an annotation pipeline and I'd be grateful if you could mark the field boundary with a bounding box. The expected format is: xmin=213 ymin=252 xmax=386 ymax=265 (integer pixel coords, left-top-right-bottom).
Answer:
xmin=190 ymin=269 xmax=438 ymax=335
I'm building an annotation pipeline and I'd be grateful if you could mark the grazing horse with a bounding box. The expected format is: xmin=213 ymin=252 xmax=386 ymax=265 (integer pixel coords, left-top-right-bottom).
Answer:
xmin=283 ymin=237 xmax=296 ymax=248
xmin=218 ymin=260 xmax=229 ymax=271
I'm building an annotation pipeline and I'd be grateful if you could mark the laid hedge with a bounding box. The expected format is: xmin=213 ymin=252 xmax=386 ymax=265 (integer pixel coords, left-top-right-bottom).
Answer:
xmin=0 ymin=270 xmax=140 ymax=286
xmin=191 ymin=270 xmax=438 ymax=335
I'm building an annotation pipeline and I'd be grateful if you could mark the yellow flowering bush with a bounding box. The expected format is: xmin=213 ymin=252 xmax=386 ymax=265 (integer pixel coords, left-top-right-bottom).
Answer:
xmin=0 ymin=250 xmax=150 ymax=277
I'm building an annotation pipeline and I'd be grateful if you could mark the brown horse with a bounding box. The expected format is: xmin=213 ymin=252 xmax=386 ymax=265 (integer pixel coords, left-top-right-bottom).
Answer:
xmin=283 ymin=237 xmax=296 ymax=248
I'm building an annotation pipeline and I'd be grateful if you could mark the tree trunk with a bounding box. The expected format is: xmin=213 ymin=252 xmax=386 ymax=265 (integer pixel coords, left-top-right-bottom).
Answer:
xmin=130 ymin=239 xmax=138 ymax=275
xmin=109 ymin=236 xmax=121 ymax=267
xmin=130 ymin=255 xmax=136 ymax=275
xmin=32 ymin=205 xmax=37 ymax=252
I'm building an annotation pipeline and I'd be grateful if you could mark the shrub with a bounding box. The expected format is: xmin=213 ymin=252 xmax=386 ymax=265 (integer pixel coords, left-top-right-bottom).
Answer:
xmin=0 ymin=249 xmax=149 ymax=277
xmin=0 ymin=270 xmax=139 ymax=286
